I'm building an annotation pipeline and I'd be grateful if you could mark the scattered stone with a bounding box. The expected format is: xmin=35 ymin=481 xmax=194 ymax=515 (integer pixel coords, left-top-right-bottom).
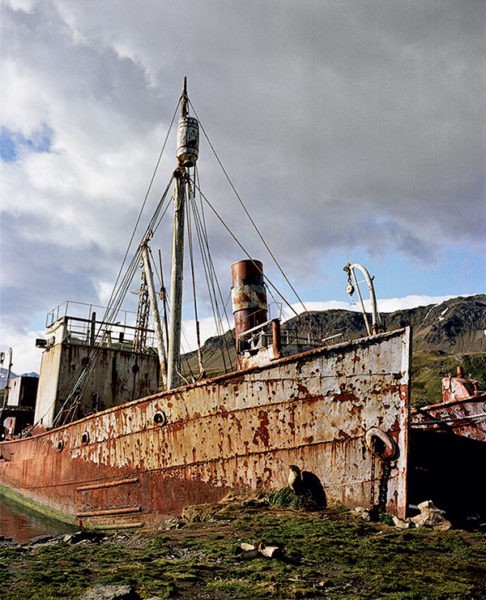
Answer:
xmin=352 ymin=507 xmax=371 ymax=521
xmin=240 ymin=542 xmax=256 ymax=551
xmin=159 ymin=517 xmax=186 ymax=530
xmin=257 ymin=541 xmax=282 ymax=558
xmin=237 ymin=548 xmax=260 ymax=560
xmin=411 ymin=500 xmax=451 ymax=530
xmin=80 ymin=584 xmax=141 ymax=600
xmin=30 ymin=535 xmax=55 ymax=545
xmin=393 ymin=516 xmax=412 ymax=529
xmin=63 ymin=530 xmax=101 ymax=544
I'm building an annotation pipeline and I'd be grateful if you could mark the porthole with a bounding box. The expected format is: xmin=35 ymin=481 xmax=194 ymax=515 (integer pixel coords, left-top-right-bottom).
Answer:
xmin=154 ymin=411 xmax=168 ymax=426
xmin=81 ymin=431 xmax=90 ymax=445
xmin=56 ymin=439 xmax=64 ymax=452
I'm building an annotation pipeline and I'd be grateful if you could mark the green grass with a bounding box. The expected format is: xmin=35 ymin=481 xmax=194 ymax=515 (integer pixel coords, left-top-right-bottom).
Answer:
xmin=411 ymin=351 xmax=486 ymax=407
xmin=1 ymin=503 xmax=484 ymax=599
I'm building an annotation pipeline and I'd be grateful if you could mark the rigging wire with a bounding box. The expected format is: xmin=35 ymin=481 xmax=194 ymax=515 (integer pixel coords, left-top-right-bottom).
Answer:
xmin=189 ymin=100 xmax=308 ymax=316
xmin=190 ymin=169 xmax=235 ymax=372
xmin=50 ymin=138 xmax=179 ymax=425
xmin=193 ymin=168 xmax=233 ymax=343
xmin=49 ymin=91 xmax=320 ymax=426
xmin=193 ymin=182 xmax=303 ymax=323
xmin=186 ymin=176 xmax=205 ymax=378
xmin=104 ymin=100 xmax=181 ymax=320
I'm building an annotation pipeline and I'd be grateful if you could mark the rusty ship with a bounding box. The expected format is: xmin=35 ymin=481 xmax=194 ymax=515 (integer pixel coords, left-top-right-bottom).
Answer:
xmin=409 ymin=367 xmax=486 ymax=523
xmin=0 ymin=81 xmax=412 ymax=529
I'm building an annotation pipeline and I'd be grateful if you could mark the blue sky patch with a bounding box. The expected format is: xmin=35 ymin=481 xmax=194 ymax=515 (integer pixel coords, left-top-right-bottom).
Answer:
xmin=0 ymin=125 xmax=53 ymax=162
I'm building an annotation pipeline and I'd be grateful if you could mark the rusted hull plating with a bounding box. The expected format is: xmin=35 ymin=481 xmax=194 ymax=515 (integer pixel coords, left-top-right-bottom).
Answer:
xmin=411 ymin=397 xmax=486 ymax=442
xmin=0 ymin=328 xmax=410 ymax=528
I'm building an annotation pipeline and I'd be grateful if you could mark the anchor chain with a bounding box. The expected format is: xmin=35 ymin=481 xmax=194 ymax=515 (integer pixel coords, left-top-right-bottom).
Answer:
xmin=370 ymin=454 xmax=376 ymax=509
xmin=378 ymin=459 xmax=392 ymax=512
xmin=370 ymin=457 xmax=394 ymax=519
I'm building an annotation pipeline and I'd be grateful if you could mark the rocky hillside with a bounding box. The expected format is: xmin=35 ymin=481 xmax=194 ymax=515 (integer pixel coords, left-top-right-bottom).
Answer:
xmin=286 ymin=294 xmax=486 ymax=354
xmin=181 ymin=294 xmax=486 ymax=407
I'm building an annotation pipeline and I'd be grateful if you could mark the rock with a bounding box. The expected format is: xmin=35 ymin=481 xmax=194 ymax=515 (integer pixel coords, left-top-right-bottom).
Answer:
xmin=411 ymin=500 xmax=451 ymax=530
xmin=240 ymin=542 xmax=256 ymax=551
xmin=159 ymin=517 xmax=186 ymax=530
xmin=352 ymin=507 xmax=371 ymax=521
xmin=257 ymin=541 xmax=282 ymax=558
xmin=64 ymin=530 xmax=101 ymax=544
xmin=237 ymin=549 xmax=260 ymax=560
xmin=80 ymin=584 xmax=141 ymax=600
xmin=30 ymin=535 xmax=54 ymax=545
xmin=392 ymin=516 xmax=411 ymax=529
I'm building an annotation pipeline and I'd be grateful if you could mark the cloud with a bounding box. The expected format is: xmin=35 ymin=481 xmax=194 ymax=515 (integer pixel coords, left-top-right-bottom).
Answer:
xmin=1 ymin=0 xmax=485 ymax=373
xmin=286 ymin=295 xmax=455 ymax=318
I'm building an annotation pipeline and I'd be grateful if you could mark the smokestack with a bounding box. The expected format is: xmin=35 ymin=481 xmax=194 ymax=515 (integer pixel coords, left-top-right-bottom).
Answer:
xmin=231 ymin=260 xmax=268 ymax=346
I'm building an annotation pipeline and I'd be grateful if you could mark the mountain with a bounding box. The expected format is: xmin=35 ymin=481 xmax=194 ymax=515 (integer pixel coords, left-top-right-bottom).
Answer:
xmin=0 ymin=368 xmax=17 ymax=390
xmin=287 ymin=294 xmax=486 ymax=354
xmin=181 ymin=294 xmax=486 ymax=408
xmin=0 ymin=368 xmax=39 ymax=389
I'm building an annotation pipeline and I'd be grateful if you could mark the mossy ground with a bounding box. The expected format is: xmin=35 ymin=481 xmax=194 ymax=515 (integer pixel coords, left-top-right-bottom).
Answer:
xmin=1 ymin=502 xmax=485 ymax=600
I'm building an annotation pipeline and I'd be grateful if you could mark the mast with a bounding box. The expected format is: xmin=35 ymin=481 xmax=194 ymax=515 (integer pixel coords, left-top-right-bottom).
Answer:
xmin=0 ymin=348 xmax=13 ymax=424
xmin=167 ymin=78 xmax=199 ymax=389
xmin=141 ymin=238 xmax=167 ymax=388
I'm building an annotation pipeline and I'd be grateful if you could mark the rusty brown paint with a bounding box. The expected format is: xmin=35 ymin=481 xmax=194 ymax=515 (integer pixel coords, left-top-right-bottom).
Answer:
xmin=76 ymin=477 xmax=140 ymax=492
xmin=0 ymin=328 xmax=411 ymax=527
xmin=76 ymin=505 xmax=142 ymax=518
xmin=231 ymin=259 xmax=268 ymax=346
xmin=411 ymin=397 xmax=486 ymax=442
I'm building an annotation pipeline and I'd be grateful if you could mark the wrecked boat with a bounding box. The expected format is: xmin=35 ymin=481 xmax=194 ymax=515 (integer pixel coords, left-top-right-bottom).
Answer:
xmin=0 ymin=81 xmax=411 ymax=529
xmin=409 ymin=368 xmax=486 ymax=523
xmin=411 ymin=367 xmax=486 ymax=443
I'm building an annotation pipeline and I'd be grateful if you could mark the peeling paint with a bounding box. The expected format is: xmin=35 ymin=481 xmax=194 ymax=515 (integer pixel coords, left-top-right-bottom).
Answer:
xmin=0 ymin=328 xmax=410 ymax=526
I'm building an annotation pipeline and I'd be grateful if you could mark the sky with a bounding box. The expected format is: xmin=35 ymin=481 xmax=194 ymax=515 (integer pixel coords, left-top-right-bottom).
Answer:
xmin=1 ymin=0 xmax=485 ymax=375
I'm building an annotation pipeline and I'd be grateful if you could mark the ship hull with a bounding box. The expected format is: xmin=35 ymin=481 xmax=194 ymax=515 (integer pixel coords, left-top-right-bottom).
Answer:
xmin=0 ymin=328 xmax=410 ymax=529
